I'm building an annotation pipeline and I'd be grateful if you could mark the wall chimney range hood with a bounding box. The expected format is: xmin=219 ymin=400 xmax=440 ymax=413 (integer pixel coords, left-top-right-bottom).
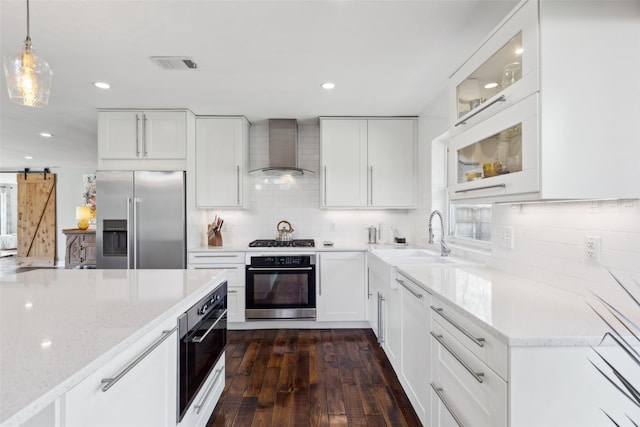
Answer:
xmin=249 ymin=119 xmax=314 ymax=176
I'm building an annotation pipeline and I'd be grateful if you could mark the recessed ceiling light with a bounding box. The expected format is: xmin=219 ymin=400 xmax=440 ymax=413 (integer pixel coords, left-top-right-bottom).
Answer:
xmin=41 ymin=339 xmax=52 ymax=348
xmin=39 ymin=132 xmax=53 ymax=138
xmin=515 ymin=47 xmax=524 ymax=55
xmin=24 ymin=155 xmax=33 ymax=160
xmin=484 ymin=82 xmax=499 ymax=89
xmin=93 ymin=82 xmax=111 ymax=89
xmin=321 ymin=82 xmax=335 ymax=90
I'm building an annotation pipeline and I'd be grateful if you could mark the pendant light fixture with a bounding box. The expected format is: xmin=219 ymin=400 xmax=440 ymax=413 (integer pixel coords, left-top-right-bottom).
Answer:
xmin=3 ymin=0 xmax=53 ymax=107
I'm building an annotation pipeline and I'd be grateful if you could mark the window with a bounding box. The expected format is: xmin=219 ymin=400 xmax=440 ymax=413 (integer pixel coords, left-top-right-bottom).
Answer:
xmin=449 ymin=204 xmax=491 ymax=244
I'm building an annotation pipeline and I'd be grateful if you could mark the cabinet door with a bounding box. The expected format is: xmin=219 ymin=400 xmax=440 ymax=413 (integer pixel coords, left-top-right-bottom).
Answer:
xmin=142 ymin=111 xmax=187 ymax=159
xmin=65 ymin=323 xmax=177 ymax=427
xmin=448 ymin=93 xmax=539 ymax=202
xmin=196 ymin=118 xmax=246 ymax=207
xmin=383 ymin=286 xmax=401 ymax=371
xmin=449 ymin=0 xmax=538 ymax=135
xmin=366 ymin=268 xmax=381 ymax=334
xmin=367 ymin=119 xmax=416 ymax=208
xmin=227 ymin=287 xmax=246 ymax=323
xmin=98 ymin=111 xmax=141 ymax=159
xmin=317 ymin=252 xmax=366 ymax=321
xmin=399 ymin=275 xmax=430 ymax=425
xmin=321 ymin=119 xmax=368 ymax=207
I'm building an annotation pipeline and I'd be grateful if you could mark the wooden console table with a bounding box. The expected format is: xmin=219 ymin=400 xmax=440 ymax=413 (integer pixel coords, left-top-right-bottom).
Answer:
xmin=62 ymin=229 xmax=96 ymax=269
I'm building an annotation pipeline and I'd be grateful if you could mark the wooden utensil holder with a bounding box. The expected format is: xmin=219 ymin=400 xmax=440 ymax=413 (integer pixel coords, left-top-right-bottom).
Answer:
xmin=208 ymin=232 xmax=223 ymax=247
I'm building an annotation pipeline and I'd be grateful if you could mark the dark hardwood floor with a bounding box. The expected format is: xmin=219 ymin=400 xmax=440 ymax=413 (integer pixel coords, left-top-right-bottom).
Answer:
xmin=207 ymin=328 xmax=421 ymax=427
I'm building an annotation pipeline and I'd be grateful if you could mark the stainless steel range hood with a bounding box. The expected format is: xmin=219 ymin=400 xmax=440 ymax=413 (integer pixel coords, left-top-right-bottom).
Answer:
xmin=249 ymin=119 xmax=314 ymax=176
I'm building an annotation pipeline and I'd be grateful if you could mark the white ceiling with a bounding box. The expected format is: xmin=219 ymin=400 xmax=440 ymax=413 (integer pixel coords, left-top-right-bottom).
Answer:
xmin=0 ymin=0 xmax=517 ymax=170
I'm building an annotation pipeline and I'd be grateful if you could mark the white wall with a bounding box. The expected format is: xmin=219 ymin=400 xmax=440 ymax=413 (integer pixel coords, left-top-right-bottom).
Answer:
xmin=55 ymin=169 xmax=96 ymax=267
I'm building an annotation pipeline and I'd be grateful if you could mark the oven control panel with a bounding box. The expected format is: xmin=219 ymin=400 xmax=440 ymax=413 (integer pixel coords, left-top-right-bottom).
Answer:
xmin=249 ymin=255 xmax=315 ymax=267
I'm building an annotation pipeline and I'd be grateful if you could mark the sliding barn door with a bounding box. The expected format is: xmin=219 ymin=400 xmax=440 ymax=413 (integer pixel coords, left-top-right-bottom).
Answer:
xmin=17 ymin=173 xmax=56 ymax=267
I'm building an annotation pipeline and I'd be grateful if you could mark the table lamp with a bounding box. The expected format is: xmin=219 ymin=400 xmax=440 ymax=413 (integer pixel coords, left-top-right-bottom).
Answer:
xmin=76 ymin=206 xmax=92 ymax=230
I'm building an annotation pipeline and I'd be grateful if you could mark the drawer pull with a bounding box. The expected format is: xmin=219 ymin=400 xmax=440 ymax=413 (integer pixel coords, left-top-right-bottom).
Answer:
xmin=228 ymin=289 xmax=238 ymax=294
xmin=454 ymin=183 xmax=506 ymax=194
xmin=431 ymin=332 xmax=484 ymax=383
xmin=454 ymin=95 xmax=506 ymax=127
xmin=396 ymin=278 xmax=423 ymax=299
xmin=431 ymin=383 xmax=466 ymax=427
xmin=101 ymin=326 xmax=177 ymax=392
xmin=431 ymin=306 xmax=485 ymax=347
xmin=195 ymin=366 xmax=224 ymax=414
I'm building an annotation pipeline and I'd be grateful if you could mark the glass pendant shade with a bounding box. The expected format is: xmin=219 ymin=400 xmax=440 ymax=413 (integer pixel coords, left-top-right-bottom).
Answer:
xmin=4 ymin=39 xmax=52 ymax=107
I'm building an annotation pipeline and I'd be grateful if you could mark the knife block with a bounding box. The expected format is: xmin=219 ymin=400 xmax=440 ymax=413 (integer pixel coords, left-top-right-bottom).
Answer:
xmin=208 ymin=232 xmax=223 ymax=247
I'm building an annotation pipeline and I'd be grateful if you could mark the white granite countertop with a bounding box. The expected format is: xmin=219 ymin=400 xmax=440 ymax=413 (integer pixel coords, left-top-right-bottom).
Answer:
xmin=397 ymin=264 xmax=634 ymax=347
xmin=0 ymin=268 xmax=226 ymax=426
xmin=188 ymin=242 xmax=411 ymax=253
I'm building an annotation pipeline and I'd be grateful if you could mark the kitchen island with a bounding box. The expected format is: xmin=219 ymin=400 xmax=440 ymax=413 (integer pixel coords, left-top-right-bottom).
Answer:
xmin=0 ymin=268 xmax=226 ymax=427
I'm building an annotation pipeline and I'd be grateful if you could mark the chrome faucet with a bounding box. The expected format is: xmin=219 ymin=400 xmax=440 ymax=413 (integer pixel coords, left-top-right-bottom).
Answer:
xmin=428 ymin=210 xmax=451 ymax=257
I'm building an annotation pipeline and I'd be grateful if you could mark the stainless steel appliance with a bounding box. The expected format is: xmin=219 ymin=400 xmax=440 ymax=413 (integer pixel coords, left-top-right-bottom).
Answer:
xmin=248 ymin=239 xmax=315 ymax=248
xmin=245 ymin=253 xmax=316 ymax=319
xmin=178 ymin=281 xmax=227 ymax=422
xmin=96 ymin=171 xmax=186 ymax=269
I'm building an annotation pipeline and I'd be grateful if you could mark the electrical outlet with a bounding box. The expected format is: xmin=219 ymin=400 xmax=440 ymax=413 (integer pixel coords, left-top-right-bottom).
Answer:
xmin=499 ymin=226 xmax=514 ymax=249
xmin=585 ymin=236 xmax=601 ymax=262
xmin=329 ymin=222 xmax=336 ymax=232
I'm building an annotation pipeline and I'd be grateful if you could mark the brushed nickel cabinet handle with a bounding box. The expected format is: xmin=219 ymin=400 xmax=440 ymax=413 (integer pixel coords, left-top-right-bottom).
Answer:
xmin=194 ymin=366 xmax=224 ymax=414
xmin=454 ymin=95 xmax=506 ymax=127
xmin=396 ymin=278 xmax=423 ymax=299
xmin=431 ymin=306 xmax=485 ymax=347
xmin=431 ymin=383 xmax=466 ymax=427
xmin=454 ymin=183 xmax=506 ymax=194
xmin=431 ymin=332 xmax=484 ymax=383
xmin=101 ymin=327 xmax=177 ymax=392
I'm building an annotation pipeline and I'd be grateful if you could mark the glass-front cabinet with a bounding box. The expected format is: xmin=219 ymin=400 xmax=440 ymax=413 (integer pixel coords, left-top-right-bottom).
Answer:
xmin=448 ymin=93 xmax=539 ymax=201
xmin=449 ymin=0 xmax=538 ymax=136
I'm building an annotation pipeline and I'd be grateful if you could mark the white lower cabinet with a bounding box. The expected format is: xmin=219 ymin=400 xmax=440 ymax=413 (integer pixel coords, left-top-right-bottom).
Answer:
xmin=178 ymin=354 xmax=225 ymax=427
xmin=430 ymin=319 xmax=507 ymax=427
xmin=188 ymin=251 xmax=245 ymax=323
xmin=383 ymin=284 xmax=401 ymax=371
xmin=65 ymin=318 xmax=178 ymax=427
xmin=397 ymin=273 xmax=431 ymax=426
xmin=317 ymin=252 xmax=366 ymax=322
xmin=367 ymin=267 xmax=383 ymax=336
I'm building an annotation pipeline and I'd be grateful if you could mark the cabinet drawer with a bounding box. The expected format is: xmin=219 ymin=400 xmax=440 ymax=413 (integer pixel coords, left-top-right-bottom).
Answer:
xmin=227 ymin=286 xmax=245 ymax=323
xmin=188 ymin=263 xmax=245 ymax=287
xmin=430 ymin=298 xmax=507 ymax=379
xmin=188 ymin=252 xmax=245 ymax=265
xmin=431 ymin=320 xmax=507 ymax=427
xmin=178 ymin=353 xmax=225 ymax=427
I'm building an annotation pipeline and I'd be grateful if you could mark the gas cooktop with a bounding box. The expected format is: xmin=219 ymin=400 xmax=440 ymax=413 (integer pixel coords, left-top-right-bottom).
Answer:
xmin=248 ymin=239 xmax=315 ymax=248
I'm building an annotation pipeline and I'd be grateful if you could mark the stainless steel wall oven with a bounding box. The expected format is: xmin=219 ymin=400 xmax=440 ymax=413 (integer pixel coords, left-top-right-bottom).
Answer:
xmin=177 ymin=282 xmax=227 ymax=422
xmin=245 ymin=254 xmax=316 ymax=320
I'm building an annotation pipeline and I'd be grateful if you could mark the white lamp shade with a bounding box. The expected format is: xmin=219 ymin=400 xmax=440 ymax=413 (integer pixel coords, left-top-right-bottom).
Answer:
xmin=3 ymin=48 xmax=52 ymax=107
xmin=76 ymin=206 xmax=92 ymax=221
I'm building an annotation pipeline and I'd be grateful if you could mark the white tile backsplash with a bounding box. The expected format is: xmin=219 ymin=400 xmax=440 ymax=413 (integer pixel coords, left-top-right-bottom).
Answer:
xmin=490 ymin=200 xmax=640 ymax=307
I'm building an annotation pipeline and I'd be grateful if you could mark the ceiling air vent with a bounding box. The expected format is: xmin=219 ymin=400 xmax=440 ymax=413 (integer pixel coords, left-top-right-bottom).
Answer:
xmin=150 ymin=56 xmax=198 ymax=70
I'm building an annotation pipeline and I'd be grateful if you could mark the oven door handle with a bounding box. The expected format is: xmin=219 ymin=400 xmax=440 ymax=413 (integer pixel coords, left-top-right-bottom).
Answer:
xmin=247 ymin=267 xmax=314 ymax=271
xmin=189 ymin=309 xmax=227 ymax=344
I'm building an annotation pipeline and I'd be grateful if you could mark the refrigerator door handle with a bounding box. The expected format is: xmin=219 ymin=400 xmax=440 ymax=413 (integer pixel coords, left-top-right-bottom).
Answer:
xmin=127 ymin=198 xmax=133 ymax=269
xmin=133 ymin=197 xmax=140 ymax=269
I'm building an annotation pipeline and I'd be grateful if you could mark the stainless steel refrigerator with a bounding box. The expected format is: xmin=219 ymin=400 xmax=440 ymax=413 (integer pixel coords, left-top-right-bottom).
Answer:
xmin=96 ymin=171 xmax=186 ymax=269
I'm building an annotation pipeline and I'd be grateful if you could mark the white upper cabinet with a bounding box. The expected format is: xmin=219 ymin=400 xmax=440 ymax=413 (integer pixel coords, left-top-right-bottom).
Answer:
xmin=320 ymin=118 xmax=417 ymax=209
xmin=449 ymin=0 xmax=538 ymax=136
xmin=448 ymin=0 xmax=640 ymax=202
xmin=195 ymin=117 xmax=249 ymax=208
xmin=98 ymin=110 xmax=187 ymax=160
xmin=320 ymin=119 xmax=368 ymax=207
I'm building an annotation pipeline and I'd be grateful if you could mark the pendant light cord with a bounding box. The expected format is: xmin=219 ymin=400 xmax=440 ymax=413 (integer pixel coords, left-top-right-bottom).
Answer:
xmin=26 ymin=0 xmax=30 ymax=40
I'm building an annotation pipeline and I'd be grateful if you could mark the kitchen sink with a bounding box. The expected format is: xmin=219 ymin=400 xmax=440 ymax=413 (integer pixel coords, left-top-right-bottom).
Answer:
xmin=371 ymin=248 xmax=445 ymax=259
